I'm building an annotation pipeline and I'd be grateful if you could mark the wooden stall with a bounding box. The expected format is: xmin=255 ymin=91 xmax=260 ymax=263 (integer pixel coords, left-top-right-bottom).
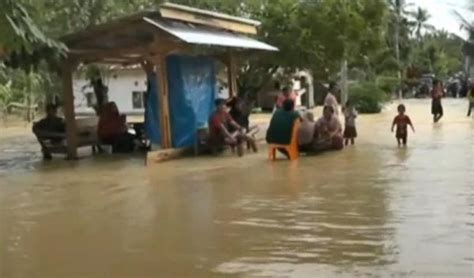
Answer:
xmin=59 ymin=2 xmax=277 ymax=159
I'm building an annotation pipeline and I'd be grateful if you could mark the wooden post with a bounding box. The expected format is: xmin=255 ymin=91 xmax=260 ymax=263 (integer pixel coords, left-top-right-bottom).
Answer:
xmin=62 ymin=62 xmax=78 ymax=159
xmin=227 ymin=53 xmax=238 ymax=98
xmin=155 ymin=55 xmax=172 ymax=149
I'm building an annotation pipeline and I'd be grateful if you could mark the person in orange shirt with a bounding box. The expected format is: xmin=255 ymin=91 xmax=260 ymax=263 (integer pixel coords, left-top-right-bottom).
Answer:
xmin=392 ymin=104 xmax=415 ymax=146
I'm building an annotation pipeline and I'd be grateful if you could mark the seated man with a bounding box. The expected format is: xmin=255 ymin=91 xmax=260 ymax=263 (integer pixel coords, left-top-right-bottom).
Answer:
xmin=298 ymin=111 xmax=316 ymax=152
xmin=227 ymin=96 xmax=259 ymax=142
xmin=266 ymin=99 xmax=301 ymax=157
xmin=208 ymin=99 xmax=256 ymax=156
xmin=313 ymin=105 xmax=344 ymax=152
xmin=32 ymin=104 xmax=66 ymax=160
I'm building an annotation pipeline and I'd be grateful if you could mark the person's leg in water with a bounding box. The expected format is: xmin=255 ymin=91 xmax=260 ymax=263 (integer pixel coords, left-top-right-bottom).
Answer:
xmin=350 ymin=138 xmax=355 ymax=145
xmin=245 ymin=135 xmax=258 ymax=152
xmin=228 ymin=131 xmax=246 ymax=157
xmin=468 ymin=102 xmax=474 ymax=117
xmin=344 ymin=138 xmax=349 ymax=146
xmin=434 ymin=104 xmax=444 ymax=123
xmin=397 ymin=137 xmax=402 ymax=147
xmin=40 ymin=143 xmax=53 ymax=160
xmin=244 ymin=125 xmax=259 ymax=152
xmin=402 ymin=135 xmax=408 ymax=147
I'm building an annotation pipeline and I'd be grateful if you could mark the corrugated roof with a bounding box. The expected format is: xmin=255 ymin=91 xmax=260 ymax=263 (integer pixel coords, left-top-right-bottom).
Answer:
xmin=144 ymin=18 xmax=278 ymax=51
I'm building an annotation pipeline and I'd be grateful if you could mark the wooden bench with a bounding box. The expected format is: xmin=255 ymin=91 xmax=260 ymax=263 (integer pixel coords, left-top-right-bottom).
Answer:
xmin=35 ymin=117 xmax=100 ymax=156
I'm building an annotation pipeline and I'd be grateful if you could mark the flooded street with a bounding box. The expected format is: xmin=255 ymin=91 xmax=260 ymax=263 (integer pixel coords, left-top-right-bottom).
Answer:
xmin=0 ymin=99 xmax=473 ymax=277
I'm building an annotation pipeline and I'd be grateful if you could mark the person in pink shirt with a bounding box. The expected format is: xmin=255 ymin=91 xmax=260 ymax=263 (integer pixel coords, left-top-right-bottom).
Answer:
xmin=275 ymin=86 xmax=297 ymax=110
xmin=313 ymin=105 xmax=344 ymax=151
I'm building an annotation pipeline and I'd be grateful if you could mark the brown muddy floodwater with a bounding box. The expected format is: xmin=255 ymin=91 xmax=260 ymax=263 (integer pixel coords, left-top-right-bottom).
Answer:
xmin=0 ymin=99 xmax=473 ymax=277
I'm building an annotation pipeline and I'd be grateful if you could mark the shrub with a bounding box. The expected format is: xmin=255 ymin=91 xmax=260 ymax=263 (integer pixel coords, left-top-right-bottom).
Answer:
xmin=376 ymin=76 xmax=399 ymax=95
xmin=348 ymin=82 xmax=388 ymax=114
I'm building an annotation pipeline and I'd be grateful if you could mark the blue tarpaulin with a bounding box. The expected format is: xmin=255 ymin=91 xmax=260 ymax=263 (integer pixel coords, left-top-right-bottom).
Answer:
xmin=144 ymin=73 xmax=161 ymax=144
xmin=167 ymin=55 xmax=216 ymax=148
xmin=144 ymin=56 xmax=216 ymax=148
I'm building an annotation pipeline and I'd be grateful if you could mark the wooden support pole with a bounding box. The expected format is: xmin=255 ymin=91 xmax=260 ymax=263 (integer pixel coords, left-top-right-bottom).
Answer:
xmin=155 ymin=55 xmax=172 ymax=149
xmin=61 ymin=62 xmax=79 ymax=159
xmin=227 ymin=53 xmax=238 ymax=98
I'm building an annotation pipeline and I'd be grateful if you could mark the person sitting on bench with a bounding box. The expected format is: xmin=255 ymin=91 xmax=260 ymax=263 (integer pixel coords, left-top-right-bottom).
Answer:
xmin=98 ymin=102 xmax=135 ymax=153
xmin=32 ymin=104 xmax=66 ymax=160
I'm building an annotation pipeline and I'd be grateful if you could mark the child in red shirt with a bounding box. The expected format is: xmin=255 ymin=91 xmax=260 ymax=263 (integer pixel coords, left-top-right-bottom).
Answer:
xmin=391 ymin=104 xmax=415 ymax=146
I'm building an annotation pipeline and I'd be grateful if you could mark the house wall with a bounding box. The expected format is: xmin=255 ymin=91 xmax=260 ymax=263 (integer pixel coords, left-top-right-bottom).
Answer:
xmin=73 ymin=68 xmax=148 ymax=115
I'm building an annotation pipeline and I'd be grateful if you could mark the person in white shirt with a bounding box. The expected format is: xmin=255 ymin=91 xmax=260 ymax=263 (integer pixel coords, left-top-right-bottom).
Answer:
xmin=324 ymin=82 xmax=340 ymax=116
xmin=298 ymin=111 xmax=316 ymax=151
xmin=342 ymin=100 xmax=358 ymax=146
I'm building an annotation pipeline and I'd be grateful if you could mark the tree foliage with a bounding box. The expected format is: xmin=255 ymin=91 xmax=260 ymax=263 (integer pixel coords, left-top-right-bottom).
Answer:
xmin=0 ymin=0 xmax=467 ymax=119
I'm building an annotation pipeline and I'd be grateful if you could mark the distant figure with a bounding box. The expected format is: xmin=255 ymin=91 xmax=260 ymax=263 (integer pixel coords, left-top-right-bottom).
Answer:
xmin=325 ymin=82 xmax=340 ymax=116
xmin=209 ymin=99 xmax=256 ymax=156
xmin=92 ymin=78 xmax=109 ymax=114
xmin=32 ymin=104 xmax=66 ymax=160
xmin=313 ymin=105 xmax=344 ymax=151
xmin=266 ymin=99 xmax=300 ymax=157
xmin=275 ymin=86 xmax=297 ymax=110
xmin=298 ymin=111 xmax=316 ymax=152
xmin=391 ymin=104 xmax=415 ymax=147
xmin=467 ymin=83 xmax=474 ymax=117
xmin=98 ymin=102 xmax=135 ymax=153
xmin=343 ymin=100 xmax=358 ymax=146
xmin=431 ymin=79 xmax=444 ymax=123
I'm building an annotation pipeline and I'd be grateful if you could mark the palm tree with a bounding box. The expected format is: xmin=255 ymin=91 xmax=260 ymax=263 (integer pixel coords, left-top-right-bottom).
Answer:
xmin=388 ymin=0 xmax=413 ymax=99
xmin=454 ymin=5 xmax=474 ymax=77
xmin=410 ymin=7 xmax=435 ymax=41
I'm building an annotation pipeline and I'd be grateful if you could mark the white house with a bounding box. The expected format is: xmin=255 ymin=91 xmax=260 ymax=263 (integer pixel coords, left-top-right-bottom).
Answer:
xmin=73 ymin=65 xmax=229 ymax=115
xmin=73 ymin=66 xmax=148 ymax=115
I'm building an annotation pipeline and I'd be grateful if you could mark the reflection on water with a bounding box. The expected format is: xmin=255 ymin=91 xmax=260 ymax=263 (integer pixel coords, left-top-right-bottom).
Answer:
xmin=0 ymin=99 xmax=473 ymax=277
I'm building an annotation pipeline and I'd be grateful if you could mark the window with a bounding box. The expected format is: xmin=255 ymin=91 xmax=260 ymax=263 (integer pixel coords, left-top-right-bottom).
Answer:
xmin=132 ymin=91 xmax=146 ymax=109
xmin=85 ymin=92 xmax=96 ymax=107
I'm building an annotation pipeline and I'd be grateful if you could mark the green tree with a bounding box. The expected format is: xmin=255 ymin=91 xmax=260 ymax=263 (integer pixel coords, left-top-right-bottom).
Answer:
xmin=0 ymin=0 xmax=64 ymax=57
xmin=410 ymin=7 xmax=435 ymax=41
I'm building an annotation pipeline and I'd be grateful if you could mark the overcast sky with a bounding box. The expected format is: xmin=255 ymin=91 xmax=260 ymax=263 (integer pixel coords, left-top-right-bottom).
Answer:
xmin=406 ymin=0 xmax=473 ymax=39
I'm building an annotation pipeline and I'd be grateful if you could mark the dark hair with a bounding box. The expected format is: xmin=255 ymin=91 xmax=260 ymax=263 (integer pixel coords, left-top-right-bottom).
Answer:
xmin=397 ymin=104 xmax=406 ymax=112
xmin=323 ymin=105 xmax=334 ymax=114
xmin=45 ymin=104 xmax=57 ymax=112
xmin=329 ymin=82 xmax=337 ymax=91
xmin=433 ymin=79 xmax=441 ymax=86
xmin=274 ymin=81 xmax=281 ymax=90
xmin=283 ymin=99 xmax=295 ymax=111
xmin=282 ymin=86 xmax=290 ymax=94
xmin=215 ymin=98 xmax=227 ymax=107
xmin=345 ymin=99 xmax=352 ymax=107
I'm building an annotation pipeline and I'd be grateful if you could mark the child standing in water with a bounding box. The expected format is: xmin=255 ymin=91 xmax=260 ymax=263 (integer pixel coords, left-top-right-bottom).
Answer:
xmin=343 ymin=100 xmax=358 ymax=146
xmin=392 ymin=104 xmax=415 ymax=147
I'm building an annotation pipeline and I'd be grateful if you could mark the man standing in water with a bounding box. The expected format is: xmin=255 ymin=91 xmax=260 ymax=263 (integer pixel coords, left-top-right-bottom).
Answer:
xmin=431 ymin=79 xmax=444 ymax=123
